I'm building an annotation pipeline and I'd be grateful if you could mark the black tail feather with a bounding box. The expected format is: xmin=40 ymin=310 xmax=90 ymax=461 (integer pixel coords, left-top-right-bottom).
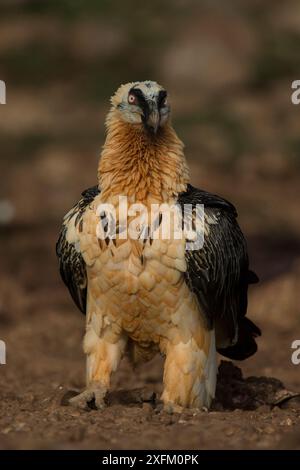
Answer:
xmin=247 ymin=270 xmax=259 ymax=284
xmin=217 ymin=317 xmax=261 ymax=361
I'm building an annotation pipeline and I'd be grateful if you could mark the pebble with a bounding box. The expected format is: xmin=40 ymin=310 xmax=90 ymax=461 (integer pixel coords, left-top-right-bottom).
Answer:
xmin=280 ymin=418 xmax=293 ymax=426
xmin=2 ymin=427 xmax=11 ymax=435
xmin=264 ymin=425 xmax=275 ymax=434
xmin=225 ymin=427 xmax=235 ymax=436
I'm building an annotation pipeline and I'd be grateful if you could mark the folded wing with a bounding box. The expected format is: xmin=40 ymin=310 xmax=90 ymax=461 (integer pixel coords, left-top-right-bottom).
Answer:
xmin=56 ymin=186 xmax=100 ymax=314
xmin=177 ymin=184 xmax=260 ymax=359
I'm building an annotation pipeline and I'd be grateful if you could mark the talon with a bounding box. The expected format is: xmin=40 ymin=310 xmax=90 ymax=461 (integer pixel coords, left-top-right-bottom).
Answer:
xmin=163 ymin=402 xmax=184 ymax=414
xmin=94 ymin=389 xmax=107 ymax=410
xmin=69 ymin=386 xmax=107 ymax=410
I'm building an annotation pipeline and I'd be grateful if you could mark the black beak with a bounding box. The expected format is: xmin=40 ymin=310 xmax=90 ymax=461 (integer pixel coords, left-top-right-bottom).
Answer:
xmin=145 ymin=106 xmax=160 ymax=134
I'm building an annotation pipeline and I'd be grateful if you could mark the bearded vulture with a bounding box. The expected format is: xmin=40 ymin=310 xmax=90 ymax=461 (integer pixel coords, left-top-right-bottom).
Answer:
xmin=56 ymin=81 xmax=260 ymax=412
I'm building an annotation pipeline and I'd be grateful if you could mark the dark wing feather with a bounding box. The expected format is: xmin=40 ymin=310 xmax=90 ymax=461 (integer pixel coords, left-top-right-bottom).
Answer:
xmin=56 ymin=185 xmax=100 ymax=314
xmin=177 ymin=184 xmax=260 ymax=359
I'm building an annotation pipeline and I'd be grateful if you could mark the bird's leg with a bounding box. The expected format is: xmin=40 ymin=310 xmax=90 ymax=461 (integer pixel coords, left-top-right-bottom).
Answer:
xmin=69 ymin=319 xmax=127 ymax=410
xmin=161 ymin=329 xmax=217 ymax=413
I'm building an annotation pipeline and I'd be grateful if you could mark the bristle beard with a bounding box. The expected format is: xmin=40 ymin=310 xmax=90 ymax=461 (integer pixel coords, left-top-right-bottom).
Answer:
xmin=98 ymin=109 xmax=190 ymax=203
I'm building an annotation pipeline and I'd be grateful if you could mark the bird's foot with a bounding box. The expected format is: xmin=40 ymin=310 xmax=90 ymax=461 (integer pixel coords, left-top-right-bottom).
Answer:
xmin=69 ymin=384 xmax=107 ymax=410
xmin=163 ymin=402 xmax=184 ymax=414
xmin=162 ymin=402 xmax=209 ymax=415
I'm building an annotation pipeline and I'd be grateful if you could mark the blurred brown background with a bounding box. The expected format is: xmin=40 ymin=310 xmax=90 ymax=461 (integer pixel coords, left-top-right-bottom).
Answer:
xmin=0 ymin=0 xmax=300 ymax=450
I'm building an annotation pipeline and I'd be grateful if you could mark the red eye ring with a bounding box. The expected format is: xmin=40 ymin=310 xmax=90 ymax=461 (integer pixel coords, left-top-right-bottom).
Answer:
xmin=128 ymin=93 xmax=137 ymax=105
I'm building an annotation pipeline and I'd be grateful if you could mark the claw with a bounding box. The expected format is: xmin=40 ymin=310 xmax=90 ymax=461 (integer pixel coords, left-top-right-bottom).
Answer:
xmin=163 ymin=402 xmax=184 ymax=414
xmin=69 ymin=385 xmax=107 ymax=410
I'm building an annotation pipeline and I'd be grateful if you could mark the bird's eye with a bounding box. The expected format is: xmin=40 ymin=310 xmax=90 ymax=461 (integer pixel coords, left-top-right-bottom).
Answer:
xmin=128 ymin=93 xmax=137 ymax=105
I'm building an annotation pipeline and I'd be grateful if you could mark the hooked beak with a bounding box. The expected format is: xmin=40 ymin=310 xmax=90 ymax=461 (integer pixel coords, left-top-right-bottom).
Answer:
xmin=146 ymin=108 xmax=160 ymax=134
xmin=142 ymin=100 xmax=160 ymax=134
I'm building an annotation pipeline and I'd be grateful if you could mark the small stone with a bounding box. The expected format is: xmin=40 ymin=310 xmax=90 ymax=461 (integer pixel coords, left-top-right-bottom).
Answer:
xmin=225 ymin=427 xmax=235 ymax=436
xmin=280 ymin=418 xmax=293 ymax=426
xmin=264 ymin=425 xmax=275 ymax=434
xmin=2 ymin=427 xmax=11 ymax=435
xmin=15 ymin=422 xmax=26 ymax=432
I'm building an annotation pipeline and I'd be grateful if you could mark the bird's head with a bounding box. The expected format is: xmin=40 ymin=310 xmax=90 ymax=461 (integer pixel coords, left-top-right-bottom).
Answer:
xmin=110 ymin=80 xmax=170 ymax=134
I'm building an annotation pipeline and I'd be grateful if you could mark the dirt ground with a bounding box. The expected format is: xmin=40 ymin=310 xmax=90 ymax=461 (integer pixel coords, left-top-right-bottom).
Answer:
xmin=0 ymin=220 xmax=300 ymax=450
xmin=1 ymin=0 xmax=300 ymax=450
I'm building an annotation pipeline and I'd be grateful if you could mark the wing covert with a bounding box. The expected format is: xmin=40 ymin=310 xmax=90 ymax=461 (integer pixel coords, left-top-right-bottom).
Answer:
xmin=56 ymin=185 xmax=100 ymax=314
xmin=177 ymin=184 xmax=259 ymax=353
